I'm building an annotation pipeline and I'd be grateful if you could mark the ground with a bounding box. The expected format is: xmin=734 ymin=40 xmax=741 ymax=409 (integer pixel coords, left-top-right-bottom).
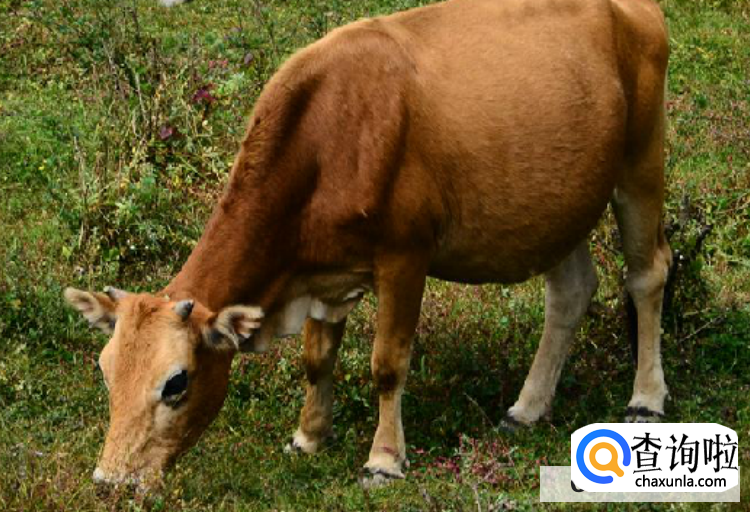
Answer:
xmin=0 ymin=0 xmax=748 ymax=510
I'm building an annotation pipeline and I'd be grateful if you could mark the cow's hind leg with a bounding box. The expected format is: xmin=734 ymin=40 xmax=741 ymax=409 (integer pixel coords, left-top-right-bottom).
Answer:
xmin=361 ymin=253 xmax=427 ymax=487
xmin=506 ymin=241 xmax=598 ymax=426
xmin=613 ymin=157 xmax=672 ymax=423
xmin=286 ymin=318 xmax=346 ymax=453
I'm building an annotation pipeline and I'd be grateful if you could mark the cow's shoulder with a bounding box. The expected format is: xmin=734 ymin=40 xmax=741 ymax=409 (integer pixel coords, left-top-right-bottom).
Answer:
xmin=229 ymin=17 xmax=419 ymax=241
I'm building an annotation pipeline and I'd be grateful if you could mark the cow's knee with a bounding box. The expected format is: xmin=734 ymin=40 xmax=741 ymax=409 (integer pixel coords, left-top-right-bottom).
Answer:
xmin=625 ymin=255 xmax=669 ymax=304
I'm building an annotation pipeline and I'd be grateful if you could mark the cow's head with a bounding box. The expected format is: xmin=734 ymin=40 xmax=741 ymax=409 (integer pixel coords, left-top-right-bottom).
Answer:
xmin=63 ymin=287 xmax=264 ymax=486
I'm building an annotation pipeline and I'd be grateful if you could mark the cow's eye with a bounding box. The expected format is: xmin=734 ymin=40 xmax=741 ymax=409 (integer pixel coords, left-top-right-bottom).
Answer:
xmin=162 ymin=370 xmax=188 ymax=405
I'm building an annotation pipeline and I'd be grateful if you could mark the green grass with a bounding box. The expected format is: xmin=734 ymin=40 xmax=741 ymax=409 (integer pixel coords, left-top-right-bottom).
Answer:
xmin=1 ymin=0 xmax=748 ymax=509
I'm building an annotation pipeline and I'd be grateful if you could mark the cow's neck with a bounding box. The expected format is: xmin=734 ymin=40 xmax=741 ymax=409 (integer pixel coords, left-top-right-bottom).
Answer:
xmin=162 ymin=169 xmax=367 ymax=345
xmin=162 ymin=195 xmax=285 ymax=311
xmin=162 ymin=77 xmax=363 ymax=316
xmin=163 ymin=135 xmax=312 ymax=311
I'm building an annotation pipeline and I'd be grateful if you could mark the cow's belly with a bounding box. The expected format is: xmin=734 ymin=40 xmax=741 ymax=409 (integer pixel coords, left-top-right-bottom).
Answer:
xmin=428 ymin=194 xmax=609 ymax=284
xmin=424 ymin=126 xmax=619 ymax=285
xmin=426 ymin=143 xmax=619 ymax=284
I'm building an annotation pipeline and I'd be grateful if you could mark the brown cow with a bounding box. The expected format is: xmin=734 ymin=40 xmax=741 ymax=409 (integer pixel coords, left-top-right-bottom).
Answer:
xmin=64 ymin=0 xmax=672 ymax=488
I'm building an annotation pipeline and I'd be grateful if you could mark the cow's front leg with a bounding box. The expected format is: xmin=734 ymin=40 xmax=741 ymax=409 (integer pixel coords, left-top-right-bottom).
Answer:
xmin=361 ymin=253 xmax=427 ymax=487
xmin=286 ymin=318 xmax=346 ymax=454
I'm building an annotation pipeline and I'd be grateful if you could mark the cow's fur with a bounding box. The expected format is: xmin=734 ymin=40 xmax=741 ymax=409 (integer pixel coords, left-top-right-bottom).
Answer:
xmin=65 ymin=0 xmax=671 ymax=487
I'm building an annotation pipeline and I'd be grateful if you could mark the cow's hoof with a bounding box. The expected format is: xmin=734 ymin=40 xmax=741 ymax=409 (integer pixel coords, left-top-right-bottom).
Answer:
xmin=283 ymin=437 xmax=302 ymax=454
xmin=283 ymin=429 xmax=335 ymax=454
xmin=359 ymin=466 xmax=405 ymax=489
xmin=625 ymin=406 xmax=664 ymax=423
xmin=499 ymin=413 xmax=526 ymax=434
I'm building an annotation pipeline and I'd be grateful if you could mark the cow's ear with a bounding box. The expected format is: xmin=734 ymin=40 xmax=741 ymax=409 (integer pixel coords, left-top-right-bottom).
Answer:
xmin=203 ymin=306 xmax=264 ymax=352
xmin=64 ymin=287 xmax=120 ymax=334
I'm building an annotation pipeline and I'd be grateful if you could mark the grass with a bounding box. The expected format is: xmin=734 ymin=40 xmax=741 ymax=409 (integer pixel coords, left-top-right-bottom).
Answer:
xmin=1 ymin=0 xmax=748 ymax=509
